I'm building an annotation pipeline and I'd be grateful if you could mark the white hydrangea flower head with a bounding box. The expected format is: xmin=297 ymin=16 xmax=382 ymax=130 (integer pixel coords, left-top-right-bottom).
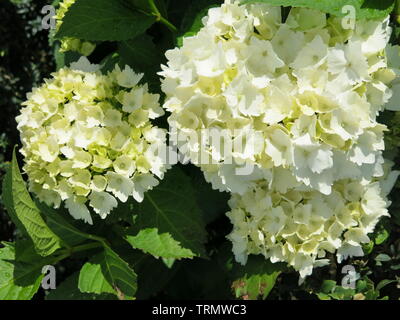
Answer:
xmin=226 ymin=176 xmax=391 ymax=282
xmin=16 ymin=58 xmax=169 ymax=224
xmin=160 ymin=0 xmax=395 ymax=195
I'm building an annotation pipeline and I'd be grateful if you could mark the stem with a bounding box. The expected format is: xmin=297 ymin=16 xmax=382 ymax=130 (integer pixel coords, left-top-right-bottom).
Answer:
xmin=148 ymin=0 xmax=161 ymax=16
xmin=158 ymin=15 xmax=178 ymax=32
xmin=70 ymin=241 xmax=103 ymax=254
xmin=148 ymin=0 xmax=177 ymax=32
xmin=133 ymin=0 xmax=178 ymax=33
xmin=57 ymin=241 xmax=103 ymax=260
xmin=44 ymin=241 xmax=105 ymax=271
xmin=52 ymin=253 xmax=70 ymax=265
xmin=85 ymin=233 xmax=107 ymax=244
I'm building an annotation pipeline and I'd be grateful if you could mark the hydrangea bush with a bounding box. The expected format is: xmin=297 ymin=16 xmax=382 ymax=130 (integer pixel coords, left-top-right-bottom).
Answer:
xmin=1 ymin=0 xmax=400 ymax=301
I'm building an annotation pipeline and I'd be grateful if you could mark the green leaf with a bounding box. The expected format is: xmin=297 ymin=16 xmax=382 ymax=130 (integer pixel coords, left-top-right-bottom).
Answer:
xmin=99 ymin=245 xmax=138 ymax=298
xmin=0 ymin=242 xmax=47 ymax=300
xmin=364 ymin=289 xmax=379 ymax=300
xmin=362 ymin=241 xmax=374 ymax=255
xmin=240 ymin=0 xmax=395 ymax=20
xmin=79 ymin=245 xmax=137 ymax=299
xmin=376 ymin=279 xmax=396 ymax=292
xmin=373 ymin=220 xmax=391 ymax=245
xmin=128 ymin=167 xmax=207 ymax=259
xmin=320 ymin=280 xmax=337 ymax=294
xmin=390 ymin=264 xmax=400 ymax=270
xmin=230 ymin=256 xmax=284 ymax=300
xmin=47 ymin=272 xmax=116 ymax=300
xmin=78 ymin=255 xmax=116 ymax=296
xmin=56 ymin=0 xmax=156 ymax=41
xmin=2 ymin=149 xmax=62 ymax=256
xmin=316 ymin=292 xmax=332 ymax=300
xmin=36 ymin=201 xmax=94 ymax=247
xmin=330 ymin=286 xmax=355 ymax=300
xmin=374 ymin=228 xmax=390 ymax=245
xmin=356 ymin=279 xmax=368 ymax=292
xmin=126 ymin=228 xmax=194 ymax=259
xmin=375 ymin=253 xmax=391 ymax=262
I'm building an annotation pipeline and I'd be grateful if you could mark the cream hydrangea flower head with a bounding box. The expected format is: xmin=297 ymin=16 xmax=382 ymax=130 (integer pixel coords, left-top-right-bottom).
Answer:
xmin=55 ymin=0 xmax=96 ymax=56
xmin=160 ymin=0 xmax=395 ymax=195
xmin=226 ymin=175 xmax=391 ymax=281
xmin=16 ymin=57 xmax=168 ymax=224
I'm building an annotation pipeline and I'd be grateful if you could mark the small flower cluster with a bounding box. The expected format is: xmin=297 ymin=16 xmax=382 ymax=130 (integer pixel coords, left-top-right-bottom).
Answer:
xmin=160 ymin=0 xmax=398 ymax=279
xmin=55 ymin=0 xmax=96 ymax=56
xmin=16 ymin=58 xmax=168 ymax=224
xmin=160 ymin=1 xmax=395 ymax=195
xmin=226 ymin=178 xmax=390 ymax=280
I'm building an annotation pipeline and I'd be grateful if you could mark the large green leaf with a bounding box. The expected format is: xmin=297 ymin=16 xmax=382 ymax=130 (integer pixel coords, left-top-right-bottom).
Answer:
xmin=2 ymin=150 xmax=62 ymax=257
xmin=0 ymin=242 xmax=48 ymax=300
xmin=56 ymin=0 xmax=156 ymax=41
xmin=36 ymin=201 xmax=94 ymax=247
xmin=127 ymin=167 xmax=207 ymax=259
xmin=78 ymin=255 xmax=116 ymax=296
xmin=78 ymin=245 xmax=137 ymax=299
xmin=230 ymin=256 xmax=284 ymax=300
xmin=240 ymin=0 xmax=395 ymax=20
